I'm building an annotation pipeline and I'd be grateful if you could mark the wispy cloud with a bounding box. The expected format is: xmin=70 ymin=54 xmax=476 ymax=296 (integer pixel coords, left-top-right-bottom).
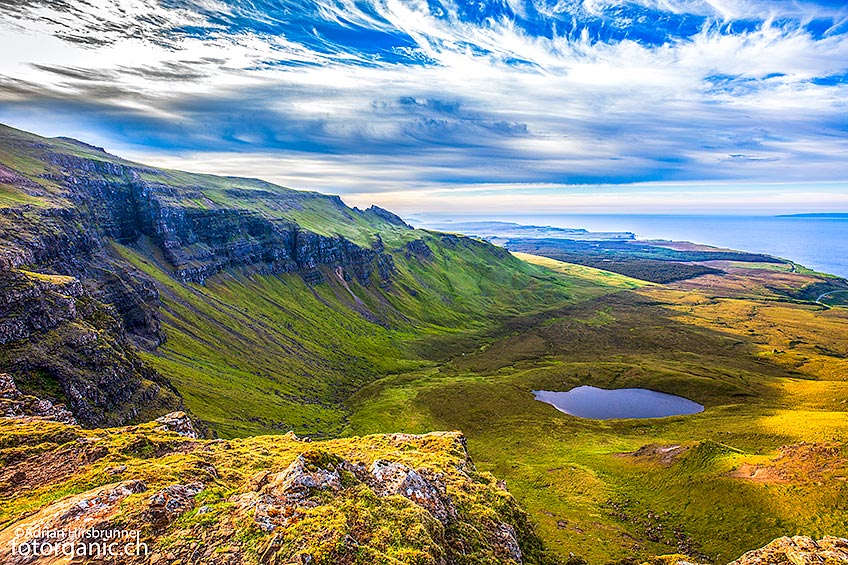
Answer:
xmin=0 ymin=0 xmax=846 ymax=212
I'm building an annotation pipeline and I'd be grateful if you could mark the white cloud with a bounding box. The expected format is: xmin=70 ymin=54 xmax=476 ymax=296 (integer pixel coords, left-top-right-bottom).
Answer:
xmin=0 ymin=0 xmax=846 ymax=212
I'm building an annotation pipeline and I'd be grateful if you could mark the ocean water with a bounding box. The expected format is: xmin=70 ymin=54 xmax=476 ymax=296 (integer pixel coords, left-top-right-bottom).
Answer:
xmin=502 ymin=214 xmax=848 ymax=279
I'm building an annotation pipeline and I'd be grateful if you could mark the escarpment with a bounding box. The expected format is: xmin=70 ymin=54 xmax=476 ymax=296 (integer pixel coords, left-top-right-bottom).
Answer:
xmin=0 ymin=142 xmax=405 ymax=286
xmin=0 ymin=125 xmax=421 ymax=427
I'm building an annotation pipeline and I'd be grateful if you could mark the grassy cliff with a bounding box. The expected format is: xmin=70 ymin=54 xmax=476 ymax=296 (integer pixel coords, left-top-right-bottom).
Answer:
xmin=0 ymin=122 xmax=607 ymax=437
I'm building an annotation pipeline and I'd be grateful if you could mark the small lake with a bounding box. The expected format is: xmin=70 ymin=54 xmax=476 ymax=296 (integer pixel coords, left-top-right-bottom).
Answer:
xmin=533 ymin=386 xmax=704 ymax=419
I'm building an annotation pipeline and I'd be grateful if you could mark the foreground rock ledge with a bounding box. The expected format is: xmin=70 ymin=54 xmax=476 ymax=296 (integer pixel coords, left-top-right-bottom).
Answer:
xmin=0 ymin=415 xmax=846 ymax=565
xmin=727 ymin=536 xmax=848 ymax=565
xmin=0 ymin=417 xmax=551 ymax=565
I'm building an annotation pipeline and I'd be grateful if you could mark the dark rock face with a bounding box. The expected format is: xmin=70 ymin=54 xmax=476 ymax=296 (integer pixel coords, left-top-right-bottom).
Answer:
xmin=0 ymin=206 xmax=101 ymax=269
xmin=0 ymin=372 xmax=76 ymax=424
xmin=0 ymin=132 xmax=411 ymax=427
xmin=0 ymin=270 xmax=82 ymax=345
xmin=0 ymin=152 xmax=403 ymax=286
xmin=405 ymin=238 xmax=434 ymax=261
xmin=0 ymin=269 xmax=184 ymax=427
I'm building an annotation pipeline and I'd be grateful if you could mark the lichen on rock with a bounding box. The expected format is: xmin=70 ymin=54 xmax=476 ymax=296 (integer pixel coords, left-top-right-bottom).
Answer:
xmin=154 ymin=411 xmax=199 ymax=438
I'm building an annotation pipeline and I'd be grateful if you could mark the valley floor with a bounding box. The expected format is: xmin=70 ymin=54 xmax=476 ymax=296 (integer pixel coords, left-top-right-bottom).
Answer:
xmin=344 ymin=254 xmax=848 ymax=564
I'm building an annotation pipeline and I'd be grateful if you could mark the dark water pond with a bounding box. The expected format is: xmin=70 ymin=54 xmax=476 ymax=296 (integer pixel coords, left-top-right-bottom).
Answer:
xmin=532 ymin=386 xmax=704 ymax=419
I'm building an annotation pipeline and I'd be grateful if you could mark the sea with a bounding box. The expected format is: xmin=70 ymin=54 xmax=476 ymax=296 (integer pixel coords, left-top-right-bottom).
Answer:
xmin=433 ymin=214 xmax=848 ymax=279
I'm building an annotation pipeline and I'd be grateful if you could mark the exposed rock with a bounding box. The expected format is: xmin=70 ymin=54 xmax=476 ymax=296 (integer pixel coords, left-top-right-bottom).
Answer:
xmin=144 ymin=482 xmax=204 ymax=528
xmin=0 ymin=270 xmax=83 ymax=345
xmin=404 ymin=238 xmax=434 ymax=260
xmin=154 ymin=411 xmax=199 ymax=438
xmin=246 ymin=469 xmax=272 ymax=491
xmin=728 ymin=536 xmax=848 ymax=565
xmin=0 ymin=372 xmax=77 ymax=424
xmin=624 ymin=444 xmax=689 ymax=466
xmin=0 ymin=480 xmax=148 ymax=564
xmin=247 ymin=450 xmax=344 ymax=532
xmin=492 ymin=522 xmax=524 ymax=563
xmin=368 ymin=459 xmax=456 ymax=524
xmin=270 ymin=452 xmax=344 ymax=496
xmin=0 ymin=372 xmax=22 ymax=400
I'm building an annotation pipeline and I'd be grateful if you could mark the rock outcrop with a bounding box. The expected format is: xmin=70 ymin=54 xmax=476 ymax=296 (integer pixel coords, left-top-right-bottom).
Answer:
xmin=144 ymin=482 xmax=204 ymax=528
xmin=0 ymin=268 xmax=184 ymax=427
xmin=0 ymin=372 xmax=76 ymax=424
xmin=727 ymin=536 xmax=848 ymax=565
xmin=154 ymin=411 xmax=199 ymax=438
xmin=0 ymin=480 xmax=149 ymax=565
xmin=246 ymin=450 xmax=345 ymax=532
xmin=368 ymin=459 xmax=456 ymax=524
xmin=0 ymin=418 xmax=555 ymax=565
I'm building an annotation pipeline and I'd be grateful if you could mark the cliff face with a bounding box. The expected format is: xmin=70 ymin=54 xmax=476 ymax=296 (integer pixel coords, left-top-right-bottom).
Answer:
xmin=0 ymin=372 xmax=75 ymax=423
xmin=0 ymin=124 xmax=414 ymax=427
xmin=0 ymin=270 xmax=182 ymax=426
xmin=0 ymin=136 xmax=403 ymax=286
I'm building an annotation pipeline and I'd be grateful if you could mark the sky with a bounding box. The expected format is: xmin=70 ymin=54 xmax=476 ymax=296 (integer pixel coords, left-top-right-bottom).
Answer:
xmin=0 ymin=0 xmax=847 ymax=214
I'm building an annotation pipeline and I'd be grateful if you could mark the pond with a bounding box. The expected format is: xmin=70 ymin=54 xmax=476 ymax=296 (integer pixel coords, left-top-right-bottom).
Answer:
xmin=532 ymin=386 xmax=704 ymax=419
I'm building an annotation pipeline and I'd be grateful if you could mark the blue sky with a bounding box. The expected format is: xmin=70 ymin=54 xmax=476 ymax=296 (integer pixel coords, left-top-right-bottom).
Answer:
xmin=0 ymin=0 xmax=846 ymax=214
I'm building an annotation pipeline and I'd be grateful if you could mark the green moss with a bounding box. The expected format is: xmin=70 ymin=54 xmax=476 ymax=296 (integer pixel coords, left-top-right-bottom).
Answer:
xmin=0 ymin=420 xmax=555 ymax=565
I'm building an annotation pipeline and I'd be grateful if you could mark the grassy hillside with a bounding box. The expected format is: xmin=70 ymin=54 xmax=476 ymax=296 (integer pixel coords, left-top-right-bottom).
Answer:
xmin=110 ymin=240 xmax=627 ymax=438
xmin=345 ymin=255 xmax=848 ymax=564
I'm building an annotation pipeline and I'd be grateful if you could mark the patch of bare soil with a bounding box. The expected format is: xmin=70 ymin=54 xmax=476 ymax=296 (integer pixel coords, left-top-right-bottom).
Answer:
xmin=730 ymin=442 xmax=848 ymax=484
xmin=618 ymin=444 xmax=690 ymax=466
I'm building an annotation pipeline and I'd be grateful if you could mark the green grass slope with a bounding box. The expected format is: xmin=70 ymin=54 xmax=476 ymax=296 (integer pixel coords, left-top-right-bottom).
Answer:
xmin=0 ymin=123 xmax=628 ymax=437
xmin=110 ymin=242 xmax=628 ymax=438
xmin=345 ymin=257 xmax=848 ymax=565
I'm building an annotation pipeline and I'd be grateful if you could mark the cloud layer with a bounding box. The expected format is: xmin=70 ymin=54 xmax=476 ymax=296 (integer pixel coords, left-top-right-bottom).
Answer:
xmin=0 ymin=0 xmax=846 ymax=212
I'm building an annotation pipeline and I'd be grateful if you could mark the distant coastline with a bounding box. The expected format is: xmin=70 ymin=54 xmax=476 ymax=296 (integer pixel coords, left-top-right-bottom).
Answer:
xmin=414 ymin=214 xmax=848 ymax=279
